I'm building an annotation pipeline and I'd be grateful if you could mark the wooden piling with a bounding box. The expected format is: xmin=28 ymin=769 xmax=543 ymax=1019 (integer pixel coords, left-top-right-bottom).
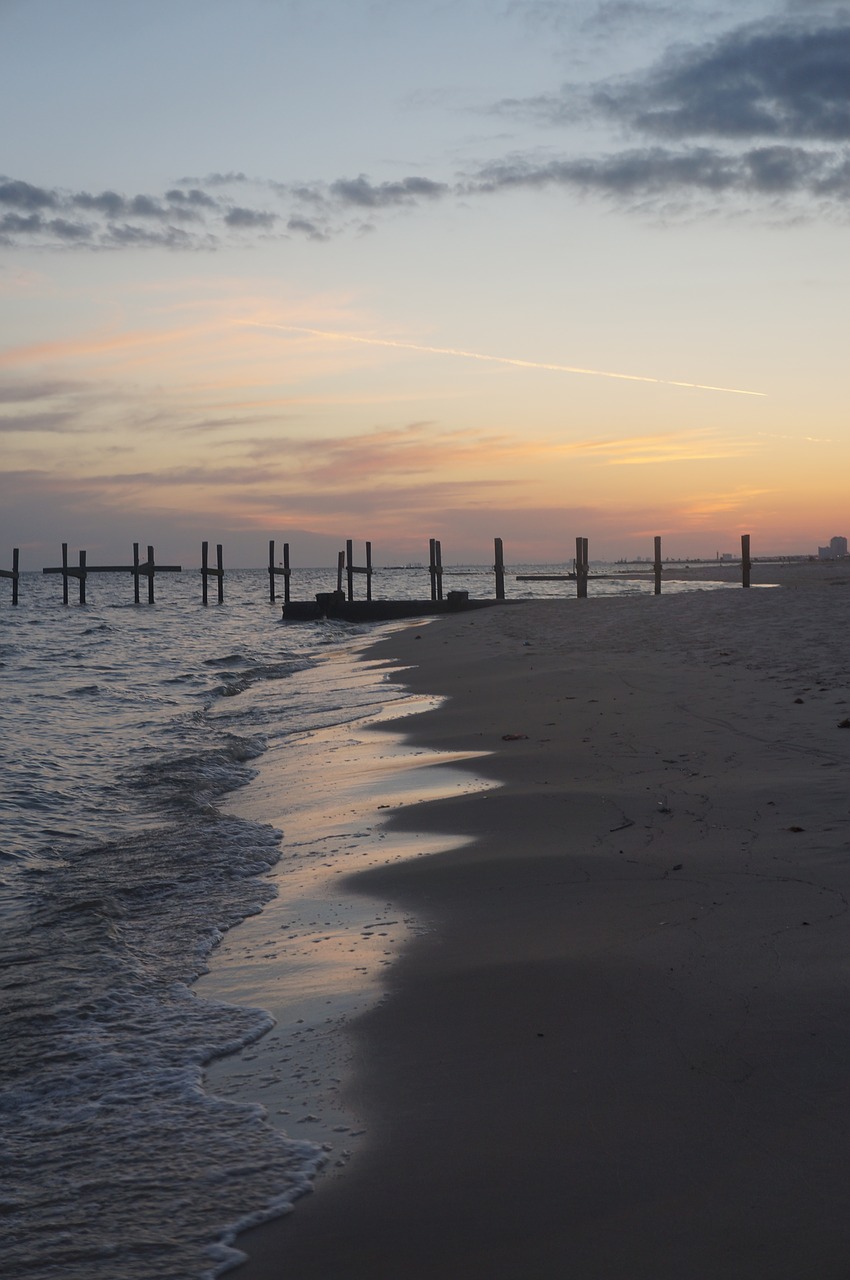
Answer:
xmin=201 ymin=542 xmax=224 ymax=605
xmin=43 ymin=543 xmax=86 ymax=605
xmin=575 ymin=537 xmax=589 ymax=599
xmin=654 ymin=536 xmax=662 ymax=596
xmin=346 ymin=539 xmax=354 ymax=601
xmin=742 ymin=534 xmax=751 ymax=588
xmin=0 ymin=548 xmax=20 ymax=604
xmin=42 ymin=542 xmax=180 ymax=604
xmin=494 ymin=537 xmax=505 ymax=600
xmin=343 ymin=540 xmax=374 ymax=602
xmin=268 ymin=541 xmax=291 ymax=604
xmin=130 ymin=544 xmax=180 ymax=603
xmin=429 ymin=538 xmax=443 ymax=602
xmin=336 ymin=550 xmax=345 ymax=594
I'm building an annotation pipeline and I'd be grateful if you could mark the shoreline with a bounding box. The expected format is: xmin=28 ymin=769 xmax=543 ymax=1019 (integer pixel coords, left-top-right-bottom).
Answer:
xmin=233 ymin=572 xmax=850 ymax=1278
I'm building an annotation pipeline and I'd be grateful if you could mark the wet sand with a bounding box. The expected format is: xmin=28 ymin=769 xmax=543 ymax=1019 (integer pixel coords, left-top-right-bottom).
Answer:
xmin=234 ymin=568 xmax=850 ymax=1279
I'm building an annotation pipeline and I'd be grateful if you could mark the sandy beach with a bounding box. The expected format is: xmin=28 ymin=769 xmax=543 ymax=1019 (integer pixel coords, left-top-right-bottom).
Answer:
xmin=232 ymin=566 xmax=850 ymax=1279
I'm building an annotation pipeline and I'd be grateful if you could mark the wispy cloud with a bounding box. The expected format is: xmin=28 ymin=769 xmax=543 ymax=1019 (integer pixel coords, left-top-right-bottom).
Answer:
xmin=249 ymin=321 xmax=765 ymax=396
xmin=0 ymin=410 xmax=80 ymax=433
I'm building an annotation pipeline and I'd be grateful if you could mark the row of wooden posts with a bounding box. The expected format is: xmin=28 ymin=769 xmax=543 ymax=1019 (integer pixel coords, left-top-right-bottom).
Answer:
xmin=0 ymin=534 xmax=754 ymax=605
xmin=0 ymin=541 xmax=292 ymax=606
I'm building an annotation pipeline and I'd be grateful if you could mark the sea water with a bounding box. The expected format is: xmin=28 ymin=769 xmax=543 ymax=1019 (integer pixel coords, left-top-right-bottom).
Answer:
xmin=0 ymin=562 xmax=737 ymax=1279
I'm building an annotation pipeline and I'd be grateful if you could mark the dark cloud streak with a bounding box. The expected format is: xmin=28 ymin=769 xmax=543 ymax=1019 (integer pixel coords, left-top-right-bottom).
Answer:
xmin=468 ymin=143 xmax=850 ymax=201
xmin=329 ymin=174 xmax=450 ymax=207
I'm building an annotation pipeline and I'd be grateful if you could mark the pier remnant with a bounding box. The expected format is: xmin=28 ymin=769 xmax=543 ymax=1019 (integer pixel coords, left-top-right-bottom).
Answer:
xmin=0 ymin=549 xmax=20 ymax=605
xmin=742 ymin=534 xmax=751 ymax=588
xmin=575 ymin=537 xmax=589 ymax=598
xmin=43 ymin=543 xmax=181 ymax=604
xmin=429 ymin=538 xmax=443 ymax=602
xmin=344 ymin=540 xmax=373 ymax=602
xmin=494 ymin=537 xmax=506 ymax=600
xmin=654 ymin=536 xmax=663 ymax=595
xmin=268 ymin=541 xmax=291 ymax=604
xmin=201 ymin=542 xmax=224 ymax=605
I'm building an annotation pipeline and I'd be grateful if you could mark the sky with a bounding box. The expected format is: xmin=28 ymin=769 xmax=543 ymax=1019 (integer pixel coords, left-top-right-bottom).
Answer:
xmin=1 ymin=0 xmax=848 ymax=567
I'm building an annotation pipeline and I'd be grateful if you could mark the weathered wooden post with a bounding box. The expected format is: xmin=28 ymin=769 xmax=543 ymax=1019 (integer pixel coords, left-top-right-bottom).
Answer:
xmin=494 ymin=537 xmax=505 ymax=600
xmin=282 ymin=542 xmax=291 ymax=604
xmin=48 ymin=543 xmax=86 ymax=604
xmin=42 ymin=544 xmax=86 ymax=602
xmin=133 ymin=545 xmax=176 ymax=604
xmin=1 ymin=548 xmax=20 ymax=604
xmin=44 ymin=542 xmax=180 ymax=603
xmin=268 ymin=541 xmax=291 ymax=604
xmin=575 ymin=537 xmax=589 ymax=598
xmin=336 ymin=550 xmax=344 ymax=593
xmin=654 ymin=536 xmax=662 ymax=596
xmin=429 ymin=538 xmax=443 ymax=602
xmin=201 ymin=542 xmax=224 ymax=604
xmin=741 ymin=534 xmax=751 ymax=588
xmin=365 ymin=541 xmax=373 ymax=602
xmin=346 ymin=539 xmax=355 ymax=602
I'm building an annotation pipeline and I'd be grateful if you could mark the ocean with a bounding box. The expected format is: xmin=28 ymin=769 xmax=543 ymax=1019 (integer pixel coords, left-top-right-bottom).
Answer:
xmin=0 ymin=562 xmax=739 ymax=1279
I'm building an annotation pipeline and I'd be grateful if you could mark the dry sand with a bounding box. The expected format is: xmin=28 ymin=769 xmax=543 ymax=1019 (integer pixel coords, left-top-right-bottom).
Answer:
xmin=234 ymin=567 xmax=850 ymax=1279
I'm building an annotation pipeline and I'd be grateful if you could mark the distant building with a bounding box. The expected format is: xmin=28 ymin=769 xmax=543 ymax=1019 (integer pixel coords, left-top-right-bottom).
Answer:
xmin=818 ymin=536 xmax=848 ymax=560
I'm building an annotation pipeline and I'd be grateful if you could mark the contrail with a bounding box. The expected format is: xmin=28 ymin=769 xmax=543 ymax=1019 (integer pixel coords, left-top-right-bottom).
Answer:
xmin=247 ymin=322 xmax=765 ymax=397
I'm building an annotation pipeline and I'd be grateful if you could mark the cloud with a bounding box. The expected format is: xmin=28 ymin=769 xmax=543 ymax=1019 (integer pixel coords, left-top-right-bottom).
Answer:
xmin=73 ymin=189 xmax=128 ymax=217
xmin=0 ymin=179 xmax=57 ymax=211
xmin=486 ymin=16 xmax=850 ymax=213
xmin=329 ymin=175 xmax=450 ymax=208
xmin=596 ymin=22 xmax=850 ymax=142
xmin=1 ymin=15 xmax=847 ymax=255
xmin=0 ymin=169 xmax=452 ymax=251
xmin=286 ymin=216 xmax=329 ymax=241
xmin=48 ymin=218 xmax=93 ymax=241
xmin=0 ymin=379 xmax=86 ymax=403
xmin=103 ymin=222 xmax=198 ymax=248
xmin=0 ymin=410 xmax=79 ymax=433
xmin=468 ymin=143 xmax=850 ymax=201
xmin=164 ymin=187 xmax=217 ymax=209
xmin=224 ymin=206 xmax=277 ymax=228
